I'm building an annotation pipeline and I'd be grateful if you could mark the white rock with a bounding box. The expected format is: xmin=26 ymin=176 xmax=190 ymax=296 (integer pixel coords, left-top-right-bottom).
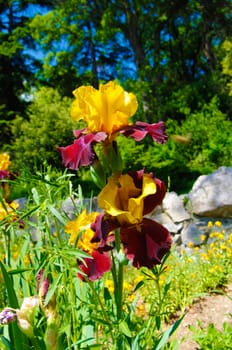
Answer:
xmin=188 ymin=167 xmax=232 ymax=217
xmin=162 ymin=191 xmax=191 ymax=222
xmin=152 ymin=212 xmax=183 ymax=234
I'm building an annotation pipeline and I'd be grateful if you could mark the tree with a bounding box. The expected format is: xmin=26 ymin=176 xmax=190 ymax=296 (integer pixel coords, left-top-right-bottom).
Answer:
xmin=0 ymin=0 xmax=52 ymax=146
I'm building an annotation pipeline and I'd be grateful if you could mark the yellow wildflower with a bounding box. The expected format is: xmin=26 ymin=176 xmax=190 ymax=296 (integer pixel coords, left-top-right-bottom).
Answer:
xmin=65 ymin=210 xmax=99 ymax=252
xmin=215 ymin=221 xmax=222 ymax=227
xmin=0 ymin=200 xmax=18 ymax=221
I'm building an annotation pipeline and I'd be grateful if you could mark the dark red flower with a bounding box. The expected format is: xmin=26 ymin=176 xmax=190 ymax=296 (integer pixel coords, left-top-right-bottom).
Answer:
xmin=120 ymin=121 xmax=167 ymax=143
xmin=57 ymin=131 xmax=107 ymax=170
xmin=0 ymin=170 xmax=9 ymax=179
xmin=78 ymin=250 xmax=112 ymax=281
xmin=120 ymin=218 xmax=172 ymax=268
xmin=91 ymin=213 xmax=119 ymax=247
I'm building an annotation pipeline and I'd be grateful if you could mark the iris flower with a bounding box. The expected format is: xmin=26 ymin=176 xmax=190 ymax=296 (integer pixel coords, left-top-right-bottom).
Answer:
xmin=64 ymin=210 xmax=112 ymax=281
xmin=91 ymin=170 xmax=172 ymax=269
xmin=58 ymin=81 xmax=167 ymax=171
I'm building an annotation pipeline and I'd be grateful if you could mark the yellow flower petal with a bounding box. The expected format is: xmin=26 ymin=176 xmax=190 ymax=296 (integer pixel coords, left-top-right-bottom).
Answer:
xmin=98 ymin=173 xmax=157 ymax=225
xmin=70 ymin=81 xmax=138 ymax=135
xmin=0 ymin=153 xmax=11 ymax=171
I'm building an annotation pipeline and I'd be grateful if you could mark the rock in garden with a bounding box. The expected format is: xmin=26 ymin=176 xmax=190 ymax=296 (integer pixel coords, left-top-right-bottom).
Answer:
xmin=162 ymin=191 xmax=191 ymax=222
xmin=188 ymin=167 xmax=232 ymax=217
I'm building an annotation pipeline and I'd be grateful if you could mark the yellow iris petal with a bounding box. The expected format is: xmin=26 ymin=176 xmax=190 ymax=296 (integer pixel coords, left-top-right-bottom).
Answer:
xmin=70 ymin=81 xmax=138 ymax=135
xmin=0 ymin=153 xmax=11 ymax=171
xmin=98 ymin=173 xmax=157 ymax=225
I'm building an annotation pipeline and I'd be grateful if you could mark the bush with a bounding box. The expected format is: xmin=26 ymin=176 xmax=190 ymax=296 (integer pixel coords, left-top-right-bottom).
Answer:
xmin=9 ymin=87 xmax=76 ymax=171
xmin=117 ymin=97 xmax=232 ymax=193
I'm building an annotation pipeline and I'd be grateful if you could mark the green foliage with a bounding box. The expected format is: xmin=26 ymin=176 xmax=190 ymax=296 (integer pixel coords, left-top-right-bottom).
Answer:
xmin=1 ymin=166 xmax=232 ymax=349
xmin=190 ymin=321 xmax=232 ymax=349
xmin=117 ymin=97 xmax=232 ymax=193
xmin=9 ymin=87 xmax=76 ymax=171
xmin=222 ymin=39 xmax=232 ymax=96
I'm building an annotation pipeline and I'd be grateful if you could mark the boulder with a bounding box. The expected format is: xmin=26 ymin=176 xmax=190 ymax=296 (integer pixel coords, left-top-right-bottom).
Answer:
xmin=162 ymin=191 xmax=191 ymax=222
xmin=188 ymin=167 xmax=232 ymax=217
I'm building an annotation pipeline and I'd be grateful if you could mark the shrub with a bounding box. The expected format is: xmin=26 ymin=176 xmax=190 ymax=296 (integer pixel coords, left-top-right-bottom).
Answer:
xmin=9 ymin=87 xmax=76 ymax=171
xmin=118 ymin=97 xmax=232 ymax=193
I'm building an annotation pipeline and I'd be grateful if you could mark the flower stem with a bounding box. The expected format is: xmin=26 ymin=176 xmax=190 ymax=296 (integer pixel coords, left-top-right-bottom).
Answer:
xmin=111 ymin=229 xmax=124 ymax=322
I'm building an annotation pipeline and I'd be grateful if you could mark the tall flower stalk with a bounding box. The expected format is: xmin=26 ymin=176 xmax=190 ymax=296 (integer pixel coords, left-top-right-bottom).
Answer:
xmin=60 ymin=81 xmax=172 ymax=347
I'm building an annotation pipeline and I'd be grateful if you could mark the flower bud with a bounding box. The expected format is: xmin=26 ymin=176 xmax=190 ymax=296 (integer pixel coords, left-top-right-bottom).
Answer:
xmin=0 ymin=308 xmax=17 ymax=325
xmin=16 ymin=296 xmax=39 ymax=339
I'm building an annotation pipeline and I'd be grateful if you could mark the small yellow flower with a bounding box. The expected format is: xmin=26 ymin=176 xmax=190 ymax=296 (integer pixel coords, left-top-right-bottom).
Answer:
xmin=65 ymin=210 xmax=99 ymax=252
xmin=200 ymin=252 xmax=209 ymax=261
xmin=215 ymin=221 xmax=222 ymax=227
xmin=207 ymin=221 xmax=213 ymax=228
xmin=200 ymin=234 xmax=206 ymax=241
xmin=71 ymin=81 xmax=138 ymax=136
xmin=105 ymin=279 xmax=114 ymax=293
xmin=188 ymin=241 xmax=194 ymax=248
xmin=127 ymin=294 xmax=135 ymax=302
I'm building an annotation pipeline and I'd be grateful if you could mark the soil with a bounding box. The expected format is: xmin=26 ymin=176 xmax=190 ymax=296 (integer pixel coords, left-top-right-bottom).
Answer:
xmin=169 ymin=283 xmax=232 ymax=349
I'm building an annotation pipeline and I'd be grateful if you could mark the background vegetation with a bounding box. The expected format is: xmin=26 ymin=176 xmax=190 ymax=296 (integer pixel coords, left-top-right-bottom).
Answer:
xmin=1 ymin=0 xmax=232 ymax=194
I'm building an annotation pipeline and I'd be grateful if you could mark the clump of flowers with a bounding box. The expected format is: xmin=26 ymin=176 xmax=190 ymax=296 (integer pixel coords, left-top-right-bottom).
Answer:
xmin=59 ymin=81 xmax=172 ymax=281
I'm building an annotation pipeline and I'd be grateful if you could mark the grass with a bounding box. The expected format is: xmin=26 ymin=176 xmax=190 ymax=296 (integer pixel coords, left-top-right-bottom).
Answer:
xmin=0 ymin=168 xmax=232 ymax=349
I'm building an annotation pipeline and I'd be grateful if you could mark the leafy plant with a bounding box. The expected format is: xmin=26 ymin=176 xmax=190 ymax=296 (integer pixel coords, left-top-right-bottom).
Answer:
xmin=190 ymin=321 xmax=232 ymax=349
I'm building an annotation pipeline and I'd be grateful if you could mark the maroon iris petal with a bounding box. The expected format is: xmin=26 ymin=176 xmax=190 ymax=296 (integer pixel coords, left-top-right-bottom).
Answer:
xmin=73 ymin=128 xmax=87 ymax=138
xmin=78 ymin=250 xmax=112 ymax=281
xmin=91 ymin=213 xmax=119 ymax=248
xmin=143 ymin=177 xmax=166 ymax=215
xmin=0 ymin=170 xmax=10 ymax=179
xmin=120 ymin=218 xmax=172 ymax=269
xmin=121 ymin=121 xmax=167 ymax=143
xmin=57 ymin=132 xmax=107 ymax=170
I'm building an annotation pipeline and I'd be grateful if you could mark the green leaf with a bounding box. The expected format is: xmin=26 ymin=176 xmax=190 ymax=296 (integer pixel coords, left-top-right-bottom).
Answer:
xmin=8 ymin=268 xmax=32 ymax=275
xmin=44 ymin=273 xmax=62 ymax=306
xmin=0 ymin=335 xmax=13 ymax=350
xmin=0 ymin=261 xmax=19 ymax=309
xmin=47 ymin=204 xmax=66 ymax=225
xmin=119 ymin=320 xmax=132 ymax=338
xmin=133 ymin=280 xmax=144 ymax=292
xmin=153 ymin=316 xmax=184 ymax=350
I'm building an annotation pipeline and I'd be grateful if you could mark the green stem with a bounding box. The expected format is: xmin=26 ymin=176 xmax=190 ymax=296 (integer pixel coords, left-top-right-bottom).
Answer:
xmin=88 ymin=281 xmax=111 ymax=325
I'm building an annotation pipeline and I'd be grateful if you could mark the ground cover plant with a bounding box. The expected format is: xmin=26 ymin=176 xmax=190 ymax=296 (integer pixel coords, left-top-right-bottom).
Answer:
xmin=0 ymin=82 xmax=232 ymax=350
